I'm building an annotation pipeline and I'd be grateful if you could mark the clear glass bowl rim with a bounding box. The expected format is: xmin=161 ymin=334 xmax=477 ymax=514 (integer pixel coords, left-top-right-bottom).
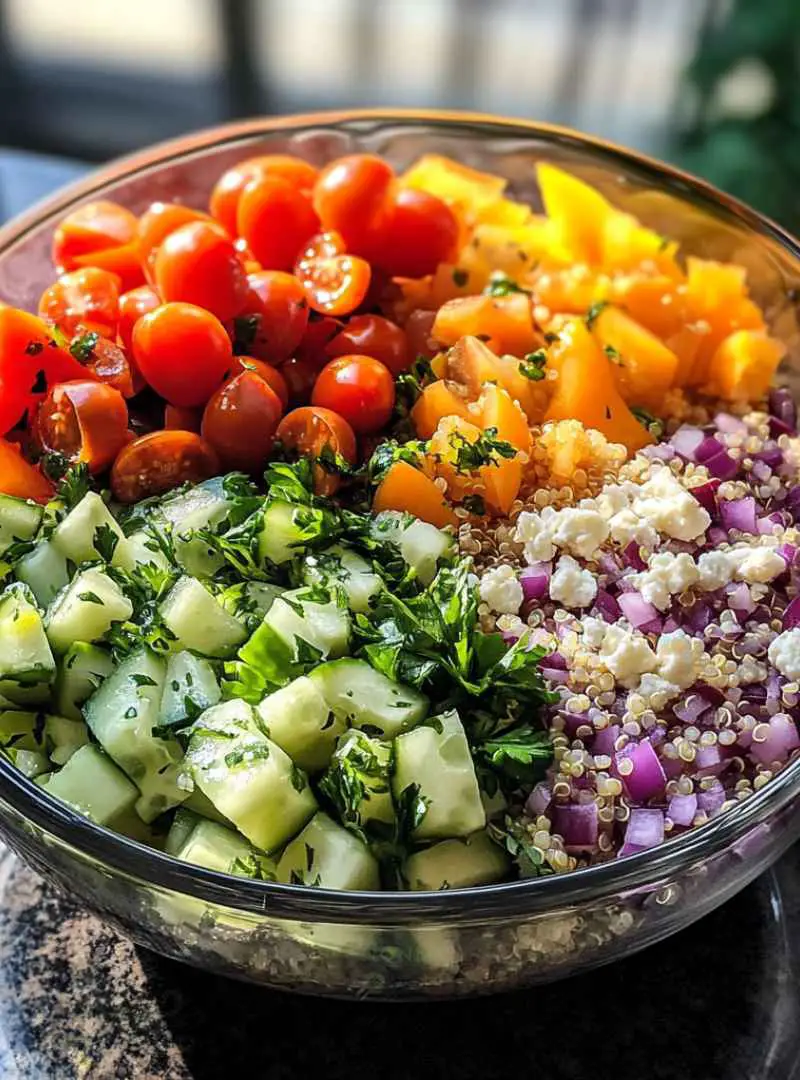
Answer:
xmin=0 ymin=107 xmax=798 ymax=926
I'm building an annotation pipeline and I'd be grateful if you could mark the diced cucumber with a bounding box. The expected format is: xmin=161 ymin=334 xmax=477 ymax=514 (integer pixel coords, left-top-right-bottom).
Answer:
xmin=45 ymin=744 xmax=138 ymax=829
xmin=0 ymin=585 xmax=56 ymax=704
xmin=55 ymin=642 xmax=115 ymax=722
xmin=159 ymin=576 xmax=246 ymax=658
xmin=159 ymin=651 xmax=221 ymax=730
xmin=7 ymin=747 xmax=50 ymax=778
xmin=370 ymin=511 xmax=455 ymax=585
xmin=264 ymin=588 xmax=350 ymax=660
xmin=309 ymin=658 xmax=428 ymax=738
xmin=175 ymin=819 xmax=276 ymax=879
xmin=0 ymin=710 xmax=88 ymax=765
xmin=159 ymin=478 xmax=231 ymax=578
xmin=124 ymin=530 xmax=171 ymax=572
xmin=83 ymin=649 xmax=187 ymax=823
xmin=220 ymin=581 xmax=284 ymax=625
xmin=185 ymin=699 xmax=316 ymax=853
xmin=257 ymin=500 xmax=330 ymax=566
xmin=51 ymin=492 xmax=133 ymax=570
xmin=392 ymin=710 xmax=486 ymax=841
xmin=302 ymin=545 xmax=382 ymax=613
xmin=255 ymin=675 xmax=344 ymax=773
xmin=0 ymin=710 xmax=46 ymax=753
xmin=403 ymin=831 xmax=510 ymax=890
xmin=480 ymin=782 xmax=508 ymax=819
xmin=183 ymin=785 xmax=231 ymax=825
xmin=15 ymin=540 xmax=70 ymax=608
xmin=44 ymin=714 xmax=90 ymax=765
xmin=45 ymin=567 xmax=133 ymax=654
xmin=320 ymin=728 xmax=395 ymax=830
xmin=165 ymin=807 xmax=202 ymax=856
xmin=276 ymin=812 xmax=380 ymax=890
xmin=0 ymin=495 xmax=43 ymax=556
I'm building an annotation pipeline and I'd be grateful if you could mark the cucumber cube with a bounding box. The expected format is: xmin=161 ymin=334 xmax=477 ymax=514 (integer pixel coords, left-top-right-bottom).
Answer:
xmin=0 ymin=494 xmax=43 ymax=556
xmin=309 ymin=658 xmax=428 ymax=738
xmin=46 ymin=745 xmax=138 ymax=829
xmin=159 ymin=651 xmax=221 ymax=731
xmin=257 ymin=500 xmax=330 ymax=566
xmin=255 ymin=675 xmax=344 ymax=773
xmin=45 ymin=567 xmax=133 ymax=654
xmin=55 ymin=642 xmax=115 ymax=722
xmin=159 ymin=576 xmax=246 ymax=658
xmin=302 ymin=545 xmax=382 ymax=613
xmin=51 ymin=492 xmax=133 ymax=570
xmin=264 ymin=589 xmax=350 ymax=660
xmin=276 ymin=812 xmax=379 ymax=890
xmin=404 ymin=832 xmax=510 ymax=890
xmin=319 ymin=728 xmax=395 ymax=830
xmin=176 ymin=819 xmax=276 ymax=879
xmin=15 ymin=540 xmax=70 ymax=608
xmin=0 ymin=585 xmax=56 ymax=704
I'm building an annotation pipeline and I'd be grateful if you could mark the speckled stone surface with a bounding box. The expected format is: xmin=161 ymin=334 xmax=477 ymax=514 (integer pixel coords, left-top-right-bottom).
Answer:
xmin=0 ymin=840 xmax=798 ymax=1080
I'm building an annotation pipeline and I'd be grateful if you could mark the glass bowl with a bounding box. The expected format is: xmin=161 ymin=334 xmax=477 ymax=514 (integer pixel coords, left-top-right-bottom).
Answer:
xmin=1 ymin=110 xmax=799 ymax=1001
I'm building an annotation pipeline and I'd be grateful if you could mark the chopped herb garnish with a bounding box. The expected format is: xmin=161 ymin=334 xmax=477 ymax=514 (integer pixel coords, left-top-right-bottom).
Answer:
xmin=585 ymin=300 xmax=609 ymax=329
xmin=69 ymin=331 xmax=100 ymax=364
xmin=93 ymin=523 xmax=119 ymax=563
xmin=631 ymin=406 xmax=665 ymax=439
xmin=518 ymin=349 xmax=547 ymax=381
xmin=77 ymin=591 xmax=104 ymax=605
xmin=484 ymin=272 xmax=528 ymax=297
xmin=452 ymin=268 xmax=469 ymax=287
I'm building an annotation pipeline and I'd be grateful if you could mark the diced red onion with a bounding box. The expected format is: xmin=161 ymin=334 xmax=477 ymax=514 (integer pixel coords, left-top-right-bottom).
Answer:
xmin=767 ymin=672 xmax=782 ymax=702
xmin=707 ymin=525 xmax=728 ymax=546
xmin=552 ymin=802 xmax=599 ymax=851
xmin=695 ymin=744 xmax=725 ymax=776
xmin=592 ymin=724 xmax=620 ymax=757
xmin=619 ymin=808 xmax=665 ymax=856
xmin=757 ymin=512 xmax=783 ymax=534
xmin=667 ymin=792 xmax=697 ymax=827
xmin=502 ymin=630 xmax=521 ymax=645
xmin=670 ymin=426 xmax=705 ymax=461
xmin=769 ymin=416 xmax=795 ymax=439
xmin=697 ymin=779 xmax=726 ymax=815
xmin=778 ymin=543 xmax=797 ymax=568
xmin=621 ymin=541 xmax=648 ymax=571
xmin=704 ymin=449 xmax=739 ymax=480
xmin=751 ymin=461 xmax=771 ymax=483
xmin=614 ymin=739 xmax=666 ymax=802
xmin=683 ymin=600 xmax=713 ymax=634
xmin=714 ymin=412 xmax=748 ymax=435
xmin=525 ymin=782 xmax=552 ymax=816
xmin=663 ymin=615 xmax=680 ymax=633
xmin=641 ymin=443 xmax=676 ymax=461
xmin=689 ymin=478 xmax=720 ymax=515
xmin=754 ymin=447 xmax=784 ymax=468
xmin=520 ymin=563 xmax=551 ymax=601
xmin=593 ymin=588 xmax=621 ymax=622
xmin=672 ymin=693 xmax=713 ymax=724
xmin=598 ymin=552 xmax=622 ymax=578
xmin=769 ymin=387 xmax=797 ymax=431
xmin=720 ymin=496 xmax=757 ymax=534
xmin=728 ymin=582 xmax=755 ymax=615
xmin=692 ymin=682 xmax=725 ymax=707
xmin=783 ymin=595 xmax=800 ymax=630
xmin=750 ymin=713 xmax=800 ymax=765
xmin=696 ymin=435 xmax=724 ymax=463
xmin=617 ymin=592 xmax=661 ymax=632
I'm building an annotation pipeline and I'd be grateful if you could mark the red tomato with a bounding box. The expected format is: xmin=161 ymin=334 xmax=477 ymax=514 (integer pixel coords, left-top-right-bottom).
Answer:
xmin=111 ymin=430 xmax=220 ymax=503
xmin=70 ymin=242 xmax=145 ymax=293
xmin=36 ymin=379 xmax=129 ymax=474
xmin=68 ymin=329 xmax=138 ymax=398
xmin=118 ymin=285 xmax=160 ymax=353
xmin=377 ymin=188 xmax=458 ymax=278
xmin=295 ymin=232 xmax=371 ymax=317
xmin=211 ymin=154 xmax=319 ymax=235
xmin=326 ymin=314 xmax=410 ymax=375
xmin=0 ymin=439 xmax=54 ymax=503
xmin=231 ymin=270 xmax=309 ymax=363
xmin=52 ymin=200 xmax=138 ymax=272
xmin=237 ymin=176 xmax=319 ymax=271
xmin=201 ymin=370 xmax=283 ymax=473
xmin=312 ymin=155 xmax=394 ymax=258
xmin=132 ymin=302 xmax=233 ymax=407
xmin=154 ymin=221 xmax=248 ymax=323
xmin=38 ymin=267 xmax=121 ymax=338
xmin=164 ymin=403 xmax=203 ymax=432
xmin=404 ymin=309 xmax=438 ymax=360
xmin=276 ymin=405 xmax=357 ymax=495
xmin=311 ymin=354 xmax=395 ymax=434
xmin=138 ymin=203 xmax=213 ymax=279
xmin=294 ymin=315 xmax=343 ymax=366
xmin=281 ymin=357 xmax=322 ymax=407
xmin=229 ymin=355 xmax=289 ymax=409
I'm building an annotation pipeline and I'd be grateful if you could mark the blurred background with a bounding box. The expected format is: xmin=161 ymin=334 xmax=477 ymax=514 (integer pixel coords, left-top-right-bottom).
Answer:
xmin=0 ymin=0 xmax=797 ymax=229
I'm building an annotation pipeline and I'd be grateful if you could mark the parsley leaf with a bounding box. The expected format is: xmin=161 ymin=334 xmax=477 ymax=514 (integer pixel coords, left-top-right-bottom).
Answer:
xmin=69 ymin=331 xmax=100 ymax=364
xmin=394 ymin=356 xmax=436 ymax=416
xmin=483 ymin=272 xmax=529 ymax=297
xmin=93 ymin=523 xmax=119 ymax=563
xmin=55 ymin=463 xmax=90 ymax=512
xmin=630 ymin=407 xmax=665 ymax=439
xmin=585 ymin=300 xmax=609 ymax=329
xmin=475 ymin=724 xmax=552 ymax=784
xmin=518 ymin=349 xmax=547 ymax=381
xmin=77 ymin=591 xmax=104 ymax=605
xmin=443 ymin=426 xmax=517 ymax=472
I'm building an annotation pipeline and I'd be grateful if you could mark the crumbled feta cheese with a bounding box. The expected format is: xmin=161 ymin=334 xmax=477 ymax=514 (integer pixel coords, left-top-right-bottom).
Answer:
xmin=607 ymin=508 xmax=659 ymax=551
xmin=599 ymin=625 xmax=657 ymax=687
xmin=697 ymin=551 xmax=733 ymax=591
xmin=635 ymin=672 xmax=681 ymax=704
xmin=479 ymin=564 xmax=524 ymax=615
xmin=631 ymin=468 xmax=711 ymax=541
xmin=514 ymin=510 xmax=556 ymax=563
xmin=549 ymin=555 xmax=597 ymax=609
xmin=632 ymin=551 xmax=700 ymax=611
xmin=580 ymin=616 xmax=608 ymax=649
xmin=768 ymin=628 xmax=800 ymax=681
xmin=655 ymin=630 xmax=704 ymax=689
xmin=738 ymin=656 xmax=768 ymax=685
xmin=735 ymin=547 xmax=786 ymax=584
xmin=550 ymin=508 xmax=610 ymax=560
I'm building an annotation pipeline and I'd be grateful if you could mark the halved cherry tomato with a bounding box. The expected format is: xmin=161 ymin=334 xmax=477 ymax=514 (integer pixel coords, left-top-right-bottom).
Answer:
xmin=201 ymin=370 xmax=283 ymax=473
xmin=111 ymin=430 xmax=220 ymax=503
xmin=38 ymin=267 xmax=121 ymax=338
xmin=231 ymin=270 xmax=309 ymax=363
xmin=295 ymin=231 xmax=371 ymax=316
xmin=311 ymin=354 xmax=395 ymax=434
xmin=70 ymin=241 xmax=145 ymax=293
xmin=404 ymin=309 xmax=437 ymax=360
xmin=0 ymin=439 xmax=54 ymax=503
xmin=229 ymin=355 xmax=289 ymax=409
xmin=275 ymin=405 xmax=357 ymax=495
xmin=164 ymin=403 xmax=203 ymax=432
xmin=312 ymin=154 xmax=394 ymax=258
xmin=118 ymin=285 xmax=160 ymax=354
xmin=326 ymin=314 xmax=410 ymax=375
xmin=69 ymin=329 xmax=138 ymax=398
xmin=132 ymin=302 xmax=233 ymax=407
xmin=0 ymin=308 xmax=98 ymax=435
xmin=237 ymin=175 xmax=319 ymax=271
xmin=36 ymin=380 xmax=129 ymax=474
xmin=154 ymin=221 xmax=248 ymax=323
xmin=377 ymin=188 xmax=458 ymax=278
xmin=211 ymin=154 xmax=319 ymax=235
xmin=138 ymin=202 xmax=213 ymax=278
xmin=52 ymin=200 xmax=138 ymax=272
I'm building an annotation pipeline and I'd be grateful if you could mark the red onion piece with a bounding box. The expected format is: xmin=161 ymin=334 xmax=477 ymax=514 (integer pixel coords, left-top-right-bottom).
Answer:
xmin=778 ymin=543 xmax=797 ymax=568
xmin=670 ymin=426 xmax=705 ymax=461
xmin=707 ymin=525 xmax=729 ymax=546
xmin=593 ymin=588 xmax=621 ymax=622
xmin=720 ymin=496 xmax=757 ymax=534
xmin=728 ymin=582 xmax=755 ymax=615
xmin=619 ymin=808 xmax=665 ymax=856
xmin=520 ymin=563 xmax=551 ymax=601
xmin=696 ymin=435 xmax=724 ymax=463
xmin=757 ymin=512 xmax=783 ymax=534
xmin=770 ymin=416 xmax=795 ymax=439
xmin=704 ymin=449 xmax=739 ymax=480
xmin=750 ymin=713 xmax=800 ymax=765
xmin=621 ymin=541 xmax=648 ymax=571
xmin=667 ymin=792 xmax=697 ymax=826
xmin=552 ymin=802 xmax=599 ymax=851
xmin=697 ymin=779 xmax=726 ymax=815
xmin=714 ymin=412 xmax=748 ymax=435
xmin=591 ymin=724 xmax=620 ymax=757
xmin=783 ymin=595 xmax=800 ymax=630
xmin=672 ymin=693 xmax=713 ymax=724
xmin=614 ymin=738 xmax=667 ymax=801
xmin=618 ymin=592 xmax=661 ymax=631
xmin=525 ymin=782 xmax=552 ymax=816
xmin=754 ymin=447 xmax=784 ymax=468
xmin=695 ymin=744 xmax=725 ymax=776
xmin=769 ymin=387 xmax=797 ymax=431
xmin=689 ymin=478 xmax=720 ymax=515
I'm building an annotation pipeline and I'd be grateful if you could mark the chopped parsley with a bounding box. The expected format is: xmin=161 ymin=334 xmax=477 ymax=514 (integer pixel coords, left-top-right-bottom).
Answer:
xmin=518 ymin=349 xmax=547 ymax=381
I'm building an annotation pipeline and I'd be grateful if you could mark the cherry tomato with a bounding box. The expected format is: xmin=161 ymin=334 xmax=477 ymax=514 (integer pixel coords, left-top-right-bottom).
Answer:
xmin=202 ymin=370 xmax=283 ymax=473
xmin=235 ymin=237 xmax=261 ymax=274
xmin=311 ymin=354 xmax=395 ymax=434
xmin=36 ymin=379 xmax=129 ymax=474
xmin=68 ymin=329 xmax=138 ymax=398
xmin=164 ymin=403 xmax=203 ymax=432
xmin=138 ymin=202 xmax=213 ymax=279
xmin=326 ymin=314 xmax=411 ymax=375
xmin=231 ymin=270 xmax=309 ymax=363
xmin=118 ymin=285 xmax=160 ymax=353
xmin=70 ymin=243 xmax=145 ymax=293
xmin=294 ymin=315 xmax=343 ymax=366
xmin=132 ymin=302 xmax=232 ymax=407
xmin=229 ymin=356 xmax=289 ymax=410
xmin=295 ymin=231 xmax=371 ymax=316
xmin=378 ymin=188 xmax=458 ymax=278
xmin=276 ymin=406 xmax=357 ymax=496
xmin=38 ymin=268 xmax=121 ymax=338
xmin=237 ymin=175 xmax=319 ymax=271
xmin=111 ymin=430 xmax=220 ymax=503
xmin=281 ymin=357 xmax=324 ymax=407
xmin=154 ymin=221 xmax=248 ymax=323
xmin=0 ymin=439 xmax=54 ymax=503
xmin=312 ymin=155 xmax=394 ymax=258
xmin=404 ymin=309 xmax=437 ymax=360
xmin=211 ymin=154 xmax=319 ymax=235
xmin=52 ymin=200 xmax=138 ymax=272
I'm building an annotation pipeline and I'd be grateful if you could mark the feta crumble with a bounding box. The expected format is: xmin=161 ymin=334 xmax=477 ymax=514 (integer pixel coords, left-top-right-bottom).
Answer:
xmin=598 ymin=625 xmax=657 ymax=687
xmin=632 ymin=551 xmax=700 ymax=611
xmin=768 ymin=628 xmax=800 ymax=681
xmin=655 ymin=630 xmax=704 ymax=689
xmin=549 ymin=555 xmax=597 ymax=609
xmin=479 ymin=564 xmax=524 ymax=615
